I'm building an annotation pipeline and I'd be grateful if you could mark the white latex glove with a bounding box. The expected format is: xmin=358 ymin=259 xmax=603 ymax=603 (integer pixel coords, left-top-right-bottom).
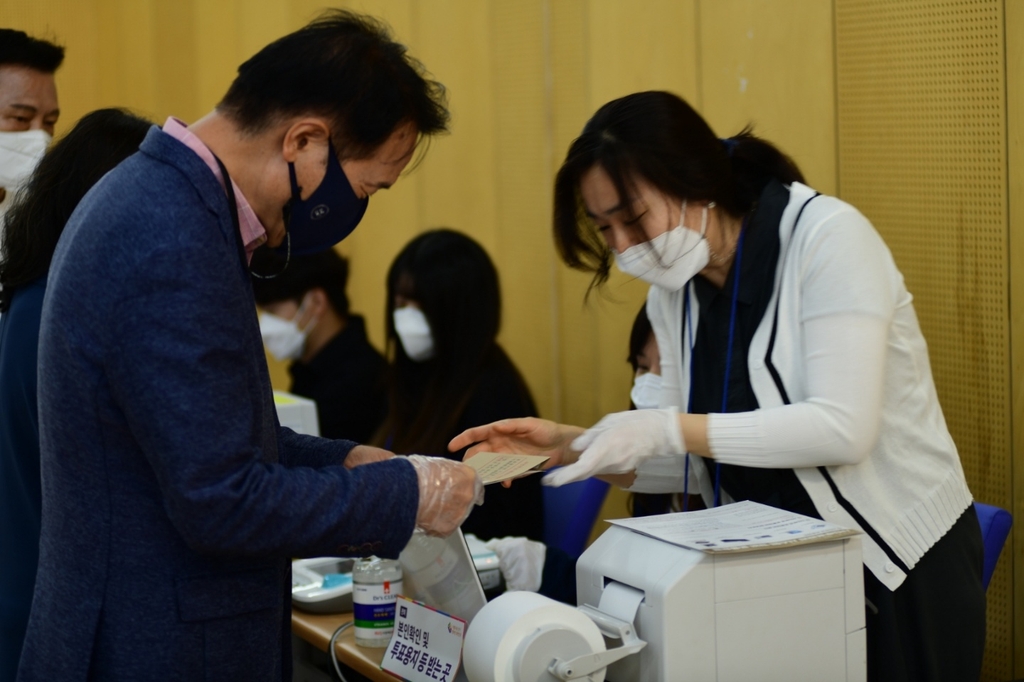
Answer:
xmin=543 ymin=408 xmax=685 ymax=487
xmin=404 ymin=455 xmax=485 ymax=537
xmin=485 ymin=536 xmax=546 ymax=592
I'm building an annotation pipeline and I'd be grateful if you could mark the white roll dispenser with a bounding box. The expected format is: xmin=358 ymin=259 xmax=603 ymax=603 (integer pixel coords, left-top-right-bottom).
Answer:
xmin=463 ymin=507 xmax=866 ymax=682
xmin=463 ymin=590 xmax=647 ymax=682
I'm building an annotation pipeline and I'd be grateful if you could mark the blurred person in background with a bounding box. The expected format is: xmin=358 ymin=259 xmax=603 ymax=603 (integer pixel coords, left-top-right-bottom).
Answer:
xmin=0 ymin=29 xmax=63 ymax=223
xmin=252 ymin=248 xmax=389 ymax=443
xmin=622 ymin=303 xmax=704 ymax=517
xmin=625 ymin=303 xmax=675 ymax=518
xmin=0 ymin=107 xmax=150 ymax=682
xmin=376 ymin=228 xmax=544 ymax=542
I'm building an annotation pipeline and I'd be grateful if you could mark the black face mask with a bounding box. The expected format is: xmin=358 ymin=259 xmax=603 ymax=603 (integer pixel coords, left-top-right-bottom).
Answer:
xmin=279 ymin=138 xmax=368 ymax=255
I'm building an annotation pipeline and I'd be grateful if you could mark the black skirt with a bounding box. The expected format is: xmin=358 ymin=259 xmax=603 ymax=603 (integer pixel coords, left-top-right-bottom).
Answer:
xmin=863 ymin=503 xmax=986 ymax=682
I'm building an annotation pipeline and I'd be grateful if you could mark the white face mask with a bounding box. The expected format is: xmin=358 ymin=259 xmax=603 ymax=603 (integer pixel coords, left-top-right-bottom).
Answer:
xmin=394 ymin=306 xmax=435 ymax=362
xmin=614 ymin=201 xmax=710 ymax=291
xmin=259 ymin=300 xmax=316 ymax=361
xmin=0 ymin=129 xmax=51 ymax=197
xmin=630 ymin=372 xmax=663 ymax=410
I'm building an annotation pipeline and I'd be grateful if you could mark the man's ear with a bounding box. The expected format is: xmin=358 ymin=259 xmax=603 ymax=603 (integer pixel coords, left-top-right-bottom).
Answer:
xmin=281 ymin=118 xmax=332 ymax=163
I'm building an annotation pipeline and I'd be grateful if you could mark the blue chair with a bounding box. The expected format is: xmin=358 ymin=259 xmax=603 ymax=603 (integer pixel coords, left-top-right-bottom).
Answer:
xmin=974 ymin=501 xmax=1012 ymax=591
xmin=543 ymin=478 xmax=610 ymax=559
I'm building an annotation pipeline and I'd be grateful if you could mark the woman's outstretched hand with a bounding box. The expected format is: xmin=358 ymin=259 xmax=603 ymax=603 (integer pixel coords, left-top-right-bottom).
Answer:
xmin=545 ymin=408 xmax=685 ymax=486
xmin=448 ymin=418 xmax=585 ymax=484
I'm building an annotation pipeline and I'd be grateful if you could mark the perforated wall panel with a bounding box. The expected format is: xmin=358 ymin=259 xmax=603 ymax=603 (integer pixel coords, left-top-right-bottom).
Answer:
xmin=835 ymin=1 xmax=1010 ymax=679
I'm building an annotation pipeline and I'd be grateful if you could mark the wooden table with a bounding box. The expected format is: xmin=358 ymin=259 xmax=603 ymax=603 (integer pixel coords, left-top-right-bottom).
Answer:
xmin=291 ymin=609 xmax=391 ymax=681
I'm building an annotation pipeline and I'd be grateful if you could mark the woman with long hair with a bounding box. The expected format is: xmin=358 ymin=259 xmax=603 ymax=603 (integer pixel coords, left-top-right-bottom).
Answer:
xmin=452 ymin=91 xmax=983 ymax=681
xmin=378 ymin=228 xmax=543 ymax=541
xmin=0 ymin=108 xmax=150 ymax=679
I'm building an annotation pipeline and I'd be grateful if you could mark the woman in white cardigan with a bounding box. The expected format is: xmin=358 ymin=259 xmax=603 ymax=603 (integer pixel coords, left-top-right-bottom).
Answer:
xmin=451 ymin=91 xmax=984 ymax=682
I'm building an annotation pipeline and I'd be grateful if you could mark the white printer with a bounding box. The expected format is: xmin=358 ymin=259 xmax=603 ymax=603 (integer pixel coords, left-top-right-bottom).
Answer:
xmin=465 ymin=503 xmax=866 ymax=682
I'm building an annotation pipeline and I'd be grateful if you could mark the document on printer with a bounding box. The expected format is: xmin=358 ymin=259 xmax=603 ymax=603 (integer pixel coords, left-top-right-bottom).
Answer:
xmin=464 ymin=452 xmax=549 ymax=485
xmin=608 ymin=500 xmax=857 ymax=553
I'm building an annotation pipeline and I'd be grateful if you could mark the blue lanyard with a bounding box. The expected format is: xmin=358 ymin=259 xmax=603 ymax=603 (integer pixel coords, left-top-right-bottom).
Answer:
xmin=682 ymin=222 xmax=746 ymax=509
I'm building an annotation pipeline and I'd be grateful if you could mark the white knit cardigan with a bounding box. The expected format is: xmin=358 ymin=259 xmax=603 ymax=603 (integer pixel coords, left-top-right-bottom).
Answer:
xmin=633 ymin=182 xmax=972 ymax=590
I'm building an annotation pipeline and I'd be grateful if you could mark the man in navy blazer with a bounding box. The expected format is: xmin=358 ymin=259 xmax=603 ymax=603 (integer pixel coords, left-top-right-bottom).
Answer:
xmin=18 ymin=11 xmax=482 ymax=681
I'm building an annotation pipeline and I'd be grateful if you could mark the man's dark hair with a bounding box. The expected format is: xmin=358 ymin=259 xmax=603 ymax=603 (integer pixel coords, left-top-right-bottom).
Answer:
xmin=218 ymin=10 xmax=448 ymax=160
xmin=250 ymin=248 xmax=351 ymax=319
xmin=0 ymin=108 xmax=150 ymax=311
xmin=0 ymin=29 xmax=65 ymax=72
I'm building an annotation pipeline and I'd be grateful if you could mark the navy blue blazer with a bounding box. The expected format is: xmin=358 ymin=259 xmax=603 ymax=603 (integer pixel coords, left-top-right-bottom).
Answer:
xmin=17 ymin=127 xmax=419 ymax=681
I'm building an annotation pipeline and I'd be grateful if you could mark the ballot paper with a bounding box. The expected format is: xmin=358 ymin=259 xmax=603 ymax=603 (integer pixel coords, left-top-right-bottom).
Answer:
xmin=608 ymin=500 xmax=857 ymax=553
xmin=464 ymin=452 xmax=549 ymax=485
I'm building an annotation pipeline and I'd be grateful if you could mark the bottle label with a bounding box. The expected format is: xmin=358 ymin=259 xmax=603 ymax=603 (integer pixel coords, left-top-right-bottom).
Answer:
xmin=353 ymin=579 xmax=403 ymax=642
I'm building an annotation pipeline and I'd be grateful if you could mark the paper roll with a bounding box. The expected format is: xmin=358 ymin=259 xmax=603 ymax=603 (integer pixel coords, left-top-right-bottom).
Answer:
xmin=463 ymin=592 xmax=606 ymax=682
xmin=598 ymin=581 xmax=645 ymax=624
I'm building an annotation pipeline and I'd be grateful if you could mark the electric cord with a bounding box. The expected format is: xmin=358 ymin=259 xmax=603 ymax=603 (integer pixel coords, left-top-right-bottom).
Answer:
xmin=329 ymin=621 xmax=353 ymax=682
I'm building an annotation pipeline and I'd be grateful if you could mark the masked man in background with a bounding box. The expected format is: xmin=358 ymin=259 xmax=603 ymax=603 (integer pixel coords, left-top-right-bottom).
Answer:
xmin=0 ymin=29 xmax=62 ymax=223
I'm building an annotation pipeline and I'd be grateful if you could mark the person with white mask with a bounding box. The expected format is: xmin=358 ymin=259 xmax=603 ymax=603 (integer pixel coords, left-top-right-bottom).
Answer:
xmin=451 ymin=91 xmax=984 ymax=682
xmin=376 ymin=228 xmax=545 ymax=543
xmin=0 ymin=30 xmax=63 ymax=224
xmin=627 ymin=305 xmax=662 ymax=412
xmin=252 ymin=248 xmax=388 ymax=443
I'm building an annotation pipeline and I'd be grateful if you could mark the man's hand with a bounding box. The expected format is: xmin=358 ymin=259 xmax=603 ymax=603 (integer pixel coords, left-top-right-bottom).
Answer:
xmin=405 ymin=455 xmax=484 ymax=537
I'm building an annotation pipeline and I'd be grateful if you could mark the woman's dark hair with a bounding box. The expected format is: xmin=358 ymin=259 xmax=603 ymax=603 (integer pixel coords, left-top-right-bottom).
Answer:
xmin=0 ymin=108 xmax=150 ymax=311
xmin=218 ymin=9 xmax=448 ymax=161
xmin=250 ymin=248 xmax=351 ymax=318
xmin=553 ymin=90 xmax=804 ymax=288
xmin=627 ymin=303 xmax=653 ymax=373
xmin=0 ymin=29 xmax=65 ymax=72
xmin=377 ymin=229 xmax=533 ymax=454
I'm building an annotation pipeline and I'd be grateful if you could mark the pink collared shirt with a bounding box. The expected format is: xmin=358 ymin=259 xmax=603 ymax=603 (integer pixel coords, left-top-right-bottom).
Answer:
xmin=162 ymin=117 xmax=267 ymax=262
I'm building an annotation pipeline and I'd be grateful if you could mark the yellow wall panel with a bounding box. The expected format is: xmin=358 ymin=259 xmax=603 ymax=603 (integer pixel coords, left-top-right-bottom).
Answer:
xmin=550 ymin=0 xmax=598 ymax=428
xmin=414 ymin=2 xmax=498 ymax=241
xmin=192 ymin=0 xmax=241 ymax=115
xmin=153 ymin=1 xmax=198 ymax=121
xmin=237 ymin=0 xmax=290 ymax=64
xmin=700 ymin=0 xmax=837 ymax=194
xmin=586 ymin=0 xmax=700 ymax=106
xmin=489 ymin=0 xmax=559 ymax=419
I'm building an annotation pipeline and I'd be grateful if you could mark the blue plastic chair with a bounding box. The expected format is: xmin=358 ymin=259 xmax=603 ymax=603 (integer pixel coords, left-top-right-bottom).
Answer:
xmin=543 ymin=478 xmax=610 ymax=559
xmin=974 ymin=501 xmax=1012 ymax=591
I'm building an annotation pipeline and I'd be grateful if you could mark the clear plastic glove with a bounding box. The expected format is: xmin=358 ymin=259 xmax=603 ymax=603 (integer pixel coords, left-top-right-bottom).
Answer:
xmin=405 ymin=455 xmax=484 ymax=537
xmin=485 ymin=536 xmax=546 ymax=592
xmin=542 ymin=408 xmax=684 ymax=487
